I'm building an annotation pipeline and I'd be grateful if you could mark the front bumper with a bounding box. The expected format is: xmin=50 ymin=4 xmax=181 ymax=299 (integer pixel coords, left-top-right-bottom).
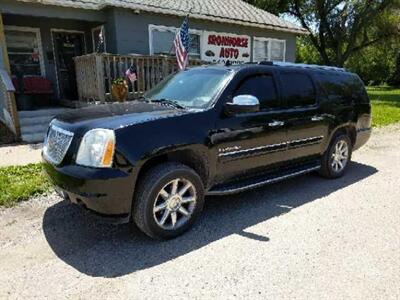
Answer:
xmin=43 ymin=160 xmax=134 ymax=222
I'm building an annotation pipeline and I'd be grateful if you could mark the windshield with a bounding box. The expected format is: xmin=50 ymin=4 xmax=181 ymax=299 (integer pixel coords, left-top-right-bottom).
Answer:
xmin=144 ymin=68 xmax=232 ymax=109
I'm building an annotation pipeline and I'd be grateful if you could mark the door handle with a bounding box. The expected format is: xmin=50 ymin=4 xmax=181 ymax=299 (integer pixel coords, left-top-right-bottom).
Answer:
xmin=268 ymin=120 xmax=285 ymax=127
xmin=311 ymin=115 xmax=324 ymax=122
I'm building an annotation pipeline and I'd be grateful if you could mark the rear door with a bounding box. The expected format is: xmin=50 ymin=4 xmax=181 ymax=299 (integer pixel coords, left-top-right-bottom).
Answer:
xmin=212 ymin=71 xmax=288 ymax=182
xmin=278 ymin=70 xmax=329 ymax=161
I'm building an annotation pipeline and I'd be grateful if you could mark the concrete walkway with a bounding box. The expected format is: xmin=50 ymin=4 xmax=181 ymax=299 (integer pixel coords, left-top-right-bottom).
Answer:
xmin=0 ymin=143 xmax=43 ymax=167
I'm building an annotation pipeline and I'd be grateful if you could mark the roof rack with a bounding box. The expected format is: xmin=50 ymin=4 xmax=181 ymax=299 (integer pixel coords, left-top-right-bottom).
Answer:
xmin=258 ymin=61 xmax=347 ymax=72
xmin=258 ymin=61 xmax=273 ymax=66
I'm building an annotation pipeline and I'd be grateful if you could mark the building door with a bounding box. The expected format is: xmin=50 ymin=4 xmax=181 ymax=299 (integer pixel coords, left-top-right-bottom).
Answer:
xmin=52 ymin=31 xmax=85 ymax=100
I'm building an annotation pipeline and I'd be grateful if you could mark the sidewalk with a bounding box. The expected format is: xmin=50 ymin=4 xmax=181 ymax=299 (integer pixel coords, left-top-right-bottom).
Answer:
xmin=0 ymin=143 xmax=43 ymax=167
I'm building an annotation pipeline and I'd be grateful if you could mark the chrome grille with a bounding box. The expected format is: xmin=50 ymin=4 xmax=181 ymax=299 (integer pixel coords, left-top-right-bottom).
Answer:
xmin=43 ymin=125 xmax=74 ymax=165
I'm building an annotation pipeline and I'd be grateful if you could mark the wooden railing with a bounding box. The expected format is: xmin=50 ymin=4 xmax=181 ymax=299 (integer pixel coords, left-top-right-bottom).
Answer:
xmin=0 ymin=68 xmax=19 ymax=136
xmin=74 ymin=53 xmax=206 ymax=103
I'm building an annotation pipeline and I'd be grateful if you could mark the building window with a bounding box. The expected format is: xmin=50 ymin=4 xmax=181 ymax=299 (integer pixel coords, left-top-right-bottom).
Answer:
xmin=92 ymin=25 xmax=106 ymax=53
xmin=253 ymin=39 xmax=269 ymax=62
xmin=253 ymin=37 xmax=286 ymax=62
xmin=149 ymin=25 xmax=201 ymax=58
xmin=270 ymin=40 xmax=285 ymax=62
xmin=4 ymin=26 xmax=45 ymax=76
xmin=188 ymin=34 xmax=200 ymax=57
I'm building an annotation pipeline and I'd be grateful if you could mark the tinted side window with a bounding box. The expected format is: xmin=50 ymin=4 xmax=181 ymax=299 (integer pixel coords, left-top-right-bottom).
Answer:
xmin=316 ymin=72 xmax=346 ymax=97
xmin=280 ymin=72 xmax=316 ymax=107
xmin=235 ymin=75 xmax=280 ymax=109
xmin=317 ymin=72 xmax=367 ymax=101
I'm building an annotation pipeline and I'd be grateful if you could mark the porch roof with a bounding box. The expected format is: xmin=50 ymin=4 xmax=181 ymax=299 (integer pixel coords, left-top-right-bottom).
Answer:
xmin=13 ymin=0 xmax=306 ymax=34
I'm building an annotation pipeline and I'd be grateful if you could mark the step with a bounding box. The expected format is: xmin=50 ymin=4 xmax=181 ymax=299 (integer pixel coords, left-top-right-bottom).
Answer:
xmin=18 ymin=108 xmax=73 ymax=143
xmin=21 ymin=132 xmax=47 ymax=144
xmin=20 ymin=124 xmax=49 ymax=135
xmin=207 ymin=160 xmax=321 ymax=196
xmin=18 ymin=108 xmax=72 ymax=119
xmin=19 ymin=115 xmax=54 ymax=127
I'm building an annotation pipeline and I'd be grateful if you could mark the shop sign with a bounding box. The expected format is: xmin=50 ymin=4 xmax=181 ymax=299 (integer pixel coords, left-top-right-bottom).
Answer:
xmin=201 ymin=31 xmax=251 ymax=64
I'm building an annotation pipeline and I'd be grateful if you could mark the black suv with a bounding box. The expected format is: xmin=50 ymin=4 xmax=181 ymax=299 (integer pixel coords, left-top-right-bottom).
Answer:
xmin=43 ymin=62 xmax=371 ymax=239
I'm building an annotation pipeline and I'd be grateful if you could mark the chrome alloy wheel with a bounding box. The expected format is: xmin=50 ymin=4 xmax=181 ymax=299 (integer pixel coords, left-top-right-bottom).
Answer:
xmin=331 ymin=140 xmax=349 ymax=173
xmin=153 ymin=178 xmax=197 ymax=230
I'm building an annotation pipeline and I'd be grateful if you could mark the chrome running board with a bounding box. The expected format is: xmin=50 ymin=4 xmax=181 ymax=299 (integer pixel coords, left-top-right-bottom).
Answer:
xmin=207 ymin=163 xmax=321 ymax=196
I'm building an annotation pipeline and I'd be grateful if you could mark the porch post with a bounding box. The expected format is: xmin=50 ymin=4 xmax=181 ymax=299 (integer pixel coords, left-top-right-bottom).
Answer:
xmin=0 ymin=12 xmax=21 ymax=139
xmin=0 ymin=13 xmax=10 ymax=72
xmin=95 ymin=54 xmax=106 ymax=103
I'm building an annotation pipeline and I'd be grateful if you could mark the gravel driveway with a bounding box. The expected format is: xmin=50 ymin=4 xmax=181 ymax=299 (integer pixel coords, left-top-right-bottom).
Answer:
xmin=1 ymin=125 xmax=399 ymax=299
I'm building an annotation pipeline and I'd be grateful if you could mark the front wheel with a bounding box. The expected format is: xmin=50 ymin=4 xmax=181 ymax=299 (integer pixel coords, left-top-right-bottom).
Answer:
xmin=319 ymin=133 xmax=352 ymax=179
xmin=133 ymin=162 xmax=205 ymax=240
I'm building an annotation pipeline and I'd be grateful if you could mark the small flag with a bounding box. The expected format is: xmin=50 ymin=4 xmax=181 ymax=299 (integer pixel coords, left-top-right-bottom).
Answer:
xmin=125 ymin=64 xmax=137 ymax=84
xmin=174 ymin=16 xmax=190 ymax=70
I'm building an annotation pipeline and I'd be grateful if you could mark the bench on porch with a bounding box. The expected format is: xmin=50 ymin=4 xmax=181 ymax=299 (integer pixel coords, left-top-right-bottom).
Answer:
xmin=12 ymin=76 xmax=54 ymax=107
xmin=12 ymin=76 xmax=54 ymax=96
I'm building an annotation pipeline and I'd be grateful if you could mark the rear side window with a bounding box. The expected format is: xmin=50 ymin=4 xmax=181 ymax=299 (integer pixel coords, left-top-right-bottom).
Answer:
xmin=317 ymin=72 xmax=368 ymax=102
xmin=235 ymin=75 xmax=280 ymax=110
xmin=280 ymin=72 xmax=316 ymax=108
xmin=317 ymin=73 xmax=345 ymax=97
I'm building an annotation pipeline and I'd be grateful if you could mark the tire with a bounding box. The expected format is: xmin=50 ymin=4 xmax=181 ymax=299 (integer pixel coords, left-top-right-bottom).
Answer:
xmin=319 ymin=133 xmax=352 ymax=179
xmin=132 ymin=162 xmax=205 ymax=240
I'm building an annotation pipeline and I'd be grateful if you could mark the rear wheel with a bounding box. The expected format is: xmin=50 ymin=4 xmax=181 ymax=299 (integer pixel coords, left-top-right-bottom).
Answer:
xmin=133 ymin=162 xmax=204 ymax=240
xmin=319 ymin=133 xmax=352 ymax=179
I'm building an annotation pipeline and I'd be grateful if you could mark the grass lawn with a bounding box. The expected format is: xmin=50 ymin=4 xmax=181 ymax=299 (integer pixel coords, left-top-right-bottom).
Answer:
xmin=0 ymin=164 xmax=52 ymax=207
xmin=367 ymin=87 xmax=400 ymax=127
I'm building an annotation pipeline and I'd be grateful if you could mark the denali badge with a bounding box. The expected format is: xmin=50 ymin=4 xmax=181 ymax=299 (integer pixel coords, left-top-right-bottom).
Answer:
xmin=219 ymin=146 xmax=241 ymax=153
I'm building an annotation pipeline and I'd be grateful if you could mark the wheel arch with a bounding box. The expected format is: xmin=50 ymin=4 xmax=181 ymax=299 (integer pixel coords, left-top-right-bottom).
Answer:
xmin=134 ymin=147 xmax=210 ymax=192
xmin=325 ymin=123 xmax=357 ymax=152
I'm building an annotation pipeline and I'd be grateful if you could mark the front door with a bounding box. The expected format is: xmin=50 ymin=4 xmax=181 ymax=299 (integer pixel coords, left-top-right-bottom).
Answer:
xmin=212 ymin=72 xmax=287 ymax=183
xmin=52 ymin=31 xmax=85 ymax=100
xmin=278 ymin=71 xmax=329 ymax=161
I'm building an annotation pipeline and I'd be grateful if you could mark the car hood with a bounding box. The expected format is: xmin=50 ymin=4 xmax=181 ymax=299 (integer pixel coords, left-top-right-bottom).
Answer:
xmin=54 ymin=101 xmax=188 ymax=130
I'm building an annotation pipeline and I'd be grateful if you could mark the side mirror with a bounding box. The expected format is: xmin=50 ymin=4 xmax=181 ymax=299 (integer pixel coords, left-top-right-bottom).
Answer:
xmin=224 ymin=95 xmax=260 ymax=115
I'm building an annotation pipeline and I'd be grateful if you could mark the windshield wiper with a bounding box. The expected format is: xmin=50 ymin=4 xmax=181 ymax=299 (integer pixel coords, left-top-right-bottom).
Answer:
xmin=150 ymin=98 xmax=185 ymax=109
xmin=137 ymin=96 xmax=151 ymax=102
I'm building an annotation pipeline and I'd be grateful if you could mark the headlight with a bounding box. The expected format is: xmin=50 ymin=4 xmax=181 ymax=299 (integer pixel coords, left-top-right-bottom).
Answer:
xmin=76 ymin=129 xmax=115 ymax=168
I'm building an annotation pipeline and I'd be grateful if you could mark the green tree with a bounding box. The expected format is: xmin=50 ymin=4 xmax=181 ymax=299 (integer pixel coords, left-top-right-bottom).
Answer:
xmin=345 ymin=41 xmax=398 ymax=85
xmin=245 ymin=0 xmax=400 ymax=67
xmin=388 ymin=52 xmax=400 ymax=86
xmin=296 ymin=36 xmax=322 ymax=64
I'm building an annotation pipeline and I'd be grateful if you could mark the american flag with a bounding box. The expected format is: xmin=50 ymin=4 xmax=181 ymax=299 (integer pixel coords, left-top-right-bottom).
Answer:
xmin=97 ymin=26 xmax=105 ymax=53
xmin=125 ymin=64 xmax=137 ymax=83
xmin=174 ymin=16 xmax=190 ymax=70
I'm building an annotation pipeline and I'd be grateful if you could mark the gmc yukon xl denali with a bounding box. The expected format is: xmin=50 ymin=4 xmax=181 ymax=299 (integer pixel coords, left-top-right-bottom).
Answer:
xmin=43 ymin=62 xmax=372 ymax=239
